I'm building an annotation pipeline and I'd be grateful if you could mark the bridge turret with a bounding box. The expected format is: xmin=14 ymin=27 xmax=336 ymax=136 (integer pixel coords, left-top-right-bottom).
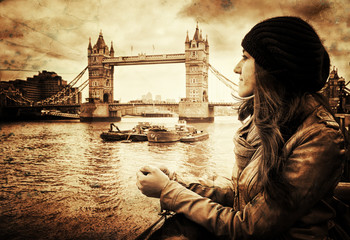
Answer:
xmin=185 ymin=31 xmax=190 ymax=50
xmin=88 ymin=30 xmax=114 ymax=104
xmin=205 ymin=35 xmax=209 ymax=52
xmin=110 ymin=41 xmax=115 ymax=57
xmin=88 ymin=37 xmax=92 ymax=54
xmin=185 ymin=23 xmax=209 ymax=103
xmin=193 ymin=22 xmax=200 ymax=41
xmin=180 ymin=23 xmax=212 ymax=122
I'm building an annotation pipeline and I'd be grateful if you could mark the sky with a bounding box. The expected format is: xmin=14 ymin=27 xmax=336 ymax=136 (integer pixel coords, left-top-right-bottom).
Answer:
xmin=0 ymin=0 xmax=349 ymax=102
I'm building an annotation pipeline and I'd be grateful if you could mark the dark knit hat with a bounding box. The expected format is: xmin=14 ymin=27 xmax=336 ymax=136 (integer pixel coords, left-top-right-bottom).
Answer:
xmin=241 ymin=16 xmax=330 ymax=93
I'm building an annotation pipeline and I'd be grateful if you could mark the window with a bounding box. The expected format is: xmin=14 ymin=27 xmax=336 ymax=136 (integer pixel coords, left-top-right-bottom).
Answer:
xmin=189 ymin=89 xmax=199 ymax=99
xmin=190 ymin=66 xmax=198 ymax=72
xmin=92 ymin=91 xmax=100 ymax=99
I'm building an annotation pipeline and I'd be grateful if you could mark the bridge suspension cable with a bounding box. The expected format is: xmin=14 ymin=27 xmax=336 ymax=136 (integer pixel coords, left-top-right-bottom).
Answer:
xmin=53 ymin=79 xmax=89 ymax=104
xmin=344 ymin=87 xmax=350 ymax=94
xmin=34 ymin=67 xmax=87 ymax=105
xmin=208 ymin=63 xmax=253 ymax=101
xmin=1 ymin=90 xmax=32 ymax=105
xmin=1 ymin=67 xmax=88 ymax=106
xmin=38 ymin=66 xmax=88 ymax=104
xmin=67 ymin=66 xmax=88 ymax=87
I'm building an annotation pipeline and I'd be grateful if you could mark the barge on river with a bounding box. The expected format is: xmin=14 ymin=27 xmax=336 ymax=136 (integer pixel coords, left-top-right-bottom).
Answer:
xmin=147 ymin=120 xmax=209 ymax=143
xmin=180 ymin=131 xmax=209 ymax=142
xmin=100 ymin=122 xmax=150 ymax=142
xmin=147 ymin=125 xmax=180 ymax=143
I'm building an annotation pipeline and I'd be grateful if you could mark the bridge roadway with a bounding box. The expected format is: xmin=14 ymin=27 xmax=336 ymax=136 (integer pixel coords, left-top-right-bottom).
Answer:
xmin=5 ymin=102 xmax=236 ymax=109
xmin=109 ymin=101 xmax=237 ymax=111
xmin=102 ymin=53 xmax=186 ymax=65
xmin=3 ymin=102 xmax=236 ymax=114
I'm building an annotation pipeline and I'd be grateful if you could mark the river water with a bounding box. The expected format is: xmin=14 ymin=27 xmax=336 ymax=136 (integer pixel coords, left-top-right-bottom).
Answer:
xmin=0 ymin=116 xmax=241 ymax=240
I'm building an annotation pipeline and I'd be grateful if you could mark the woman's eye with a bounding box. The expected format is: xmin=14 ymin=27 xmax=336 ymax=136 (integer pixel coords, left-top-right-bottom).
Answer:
xmin=242 ymin=55 xmax=248 ymax=60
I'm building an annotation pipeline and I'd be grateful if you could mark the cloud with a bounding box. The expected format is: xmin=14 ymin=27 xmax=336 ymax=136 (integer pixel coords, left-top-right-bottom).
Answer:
xmin=178 ymin=0 xmax=350 ymax=80
xmin=0 ymin=0 xmax=95 ymax=81
xmin=0 ymin=0 xmax=349 ymax=100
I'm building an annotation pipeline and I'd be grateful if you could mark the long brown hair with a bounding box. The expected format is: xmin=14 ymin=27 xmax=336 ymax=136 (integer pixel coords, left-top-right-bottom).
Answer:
xmin=238 ymin=63 xmax=332 ymax=208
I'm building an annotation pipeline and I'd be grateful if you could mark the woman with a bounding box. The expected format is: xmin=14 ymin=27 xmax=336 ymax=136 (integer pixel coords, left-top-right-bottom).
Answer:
xmin=136 ymin=16 xmax=348 ymax=239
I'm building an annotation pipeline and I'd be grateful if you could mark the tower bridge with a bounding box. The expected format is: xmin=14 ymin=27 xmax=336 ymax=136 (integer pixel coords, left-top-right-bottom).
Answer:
xmin=0 ymin=24 xmax=238 ymax=121
xmin=81 ymin=24 xmax=215 ymax=122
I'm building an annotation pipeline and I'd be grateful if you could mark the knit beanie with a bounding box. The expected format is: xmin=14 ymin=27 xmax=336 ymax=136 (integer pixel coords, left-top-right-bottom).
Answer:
xmin=241 ymin=16 xmax=330 ymax=93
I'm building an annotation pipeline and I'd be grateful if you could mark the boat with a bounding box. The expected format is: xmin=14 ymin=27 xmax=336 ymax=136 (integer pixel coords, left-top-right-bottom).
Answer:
xmin=100 ymin=130 xmax=129 ymax=141
xmin=100 ymin=122 xmax=150 ymax=142
xmin=147 ymin=120 xmax=209 ymax=143
xmin=129 ymin=133 xmax=149 ymax=142
xmin=175 ymin=120 xmax=191 ymax=136
xmin=180 ymin=130 xmax=209 ymax=142
xmin=147 ymin=125 xmax=180 ymax=143
xmin=128 ymin=122 xmax=152 ymax=142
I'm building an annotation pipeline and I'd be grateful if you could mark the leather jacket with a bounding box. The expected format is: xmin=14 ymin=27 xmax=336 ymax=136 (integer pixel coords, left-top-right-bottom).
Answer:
xmin=159 ymin=98 xmax=346 ymax=239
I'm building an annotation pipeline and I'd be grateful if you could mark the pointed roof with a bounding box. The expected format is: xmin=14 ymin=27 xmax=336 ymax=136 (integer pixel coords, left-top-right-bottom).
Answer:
xmin=94 ymin=30 xmax=107 ymax=49
xmin=193 ymin=22 xmax=200 ymax=41
xmin=88 ymin=37 xmax=92 ymax=50
xmin=185 ymin=31 xmax=189 ymax=43
xmin=330 ymin=66 xmax=339 ymax=79
xmin=110 ymin=41 xmax=114 ymax=52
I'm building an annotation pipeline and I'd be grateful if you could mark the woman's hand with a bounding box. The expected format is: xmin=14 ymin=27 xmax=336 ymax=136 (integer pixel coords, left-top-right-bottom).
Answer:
xmin=136 ymin=165 xmax=170 ymax=198
xmin=158 ymin=165 xmax=175 ymax=180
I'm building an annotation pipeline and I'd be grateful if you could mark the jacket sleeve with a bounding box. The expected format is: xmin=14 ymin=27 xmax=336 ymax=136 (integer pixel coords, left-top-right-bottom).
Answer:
xmin=172 ymin=173 xmax=235 ymax=207
xmin=160 ymin=126 xmax=345 ymax=239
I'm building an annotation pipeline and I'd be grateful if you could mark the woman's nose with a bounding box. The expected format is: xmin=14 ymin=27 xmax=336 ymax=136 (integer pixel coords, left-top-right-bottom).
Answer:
xmin=234 ymin=61 xmax=242 ymax=74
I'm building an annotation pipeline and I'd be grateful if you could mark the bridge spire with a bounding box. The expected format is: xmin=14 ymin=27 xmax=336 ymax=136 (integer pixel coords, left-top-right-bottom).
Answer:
xmin=110 ymin=41 xmax=114 ymax=57
xmin=185 ymin=31 xmax=190 ymax=43
xmin=95 ymin=30 xmax=107 ymax=50
xmin=88 ymin=37 xmax=92 ymax=52
xmin=193 ymin=22 xmax=200 ymax=41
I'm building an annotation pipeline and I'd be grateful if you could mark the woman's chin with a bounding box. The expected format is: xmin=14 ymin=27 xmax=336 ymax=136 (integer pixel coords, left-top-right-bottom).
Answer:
xmin=238 ymin=92 xmax=253 ymax=98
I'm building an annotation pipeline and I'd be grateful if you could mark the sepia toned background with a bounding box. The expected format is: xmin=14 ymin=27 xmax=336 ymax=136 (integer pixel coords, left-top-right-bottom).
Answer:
xmin=0 ymin=0 xmax=349 ymax=102
xmin=0 ymin=0 xmax=350 ymax=239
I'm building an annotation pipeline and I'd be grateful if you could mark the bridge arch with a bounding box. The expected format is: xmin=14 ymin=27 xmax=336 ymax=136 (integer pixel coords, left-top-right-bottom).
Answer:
xmin=103 ymin=93 xmax=109 ymax=103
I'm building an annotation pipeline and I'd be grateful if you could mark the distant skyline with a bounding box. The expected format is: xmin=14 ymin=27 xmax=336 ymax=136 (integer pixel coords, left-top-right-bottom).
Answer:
xmin=1 ymin=0 xmax=349 ymax=102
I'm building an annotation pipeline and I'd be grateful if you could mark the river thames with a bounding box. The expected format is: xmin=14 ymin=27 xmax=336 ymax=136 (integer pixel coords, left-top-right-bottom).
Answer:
xmin=0 ymin=116 xmax=241 ymax=240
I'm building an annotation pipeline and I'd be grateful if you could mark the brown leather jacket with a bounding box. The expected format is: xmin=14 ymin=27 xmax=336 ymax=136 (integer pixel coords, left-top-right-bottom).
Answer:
xmin=160 ymin=100 xmax=346 ymax=239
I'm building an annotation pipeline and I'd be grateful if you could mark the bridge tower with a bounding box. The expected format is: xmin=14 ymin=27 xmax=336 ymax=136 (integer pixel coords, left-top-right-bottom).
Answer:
xmin=81 ymin=31 xmax=119 ymax=121
xmin=180 ymin=24 xmax=213 ymax=122
xmin=87 ymin=30 xmax=114 ymax=103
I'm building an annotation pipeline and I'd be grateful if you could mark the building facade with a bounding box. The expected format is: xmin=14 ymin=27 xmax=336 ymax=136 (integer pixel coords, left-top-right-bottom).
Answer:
xmin=0 ymin=71 xmax=81 ymax=106
xmin=322 ymin=67 xmax=350 ymax=113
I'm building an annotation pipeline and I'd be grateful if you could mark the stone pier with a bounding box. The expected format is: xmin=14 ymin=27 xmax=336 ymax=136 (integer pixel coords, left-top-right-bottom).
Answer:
xmin=80 ymin=102 xmax=121 ymax=122
xmin=178 ymin=102 xmax=214 ymax=122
